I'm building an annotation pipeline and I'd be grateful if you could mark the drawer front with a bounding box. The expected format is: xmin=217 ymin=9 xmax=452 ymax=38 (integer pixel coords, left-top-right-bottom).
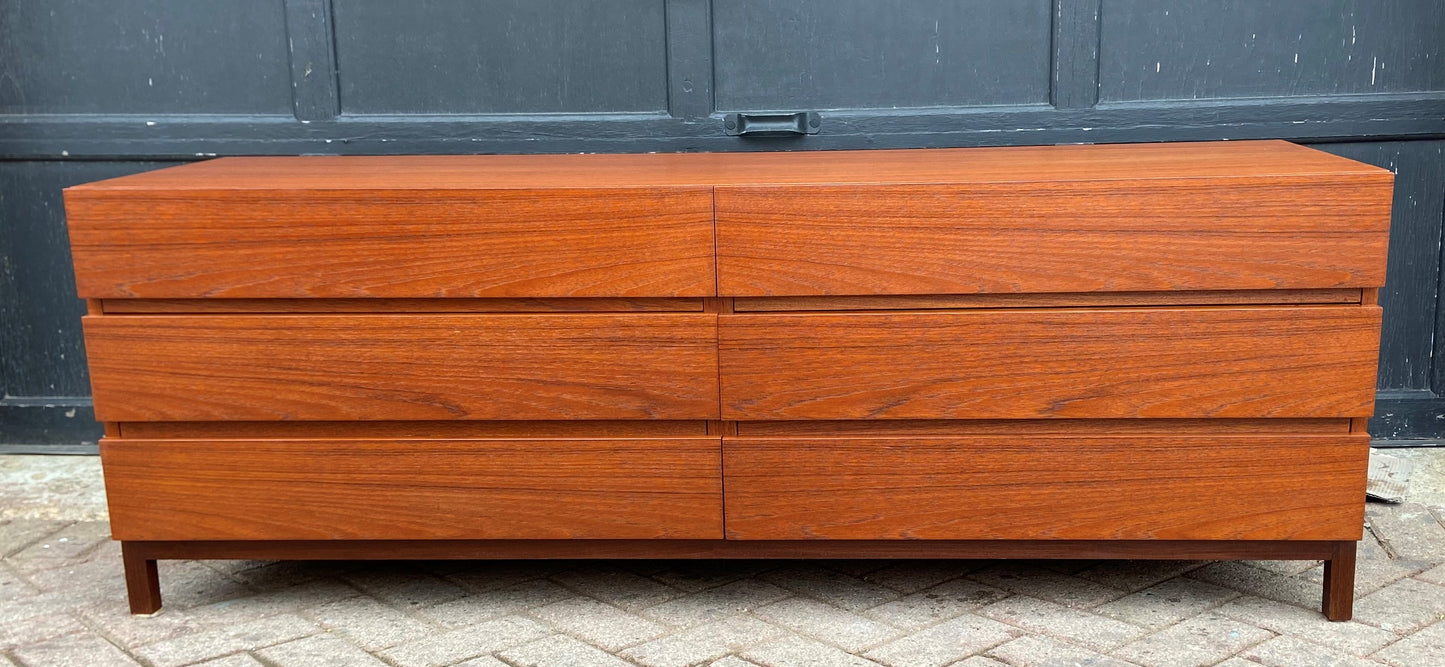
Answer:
xmin=720 ymin=306 xmax=1381 ymax=420
xmin=723 ymin=434 xmax=1368 ymax=540
xmin=716 ymin=176 xmax=1391 ymax=296
xmin=103 ymin=437 xmax=723 ymax=540
xmin=66 ymin=187 xmax=715 ymax=298
xmin=85 ymin=313 xmax=720 ymax=421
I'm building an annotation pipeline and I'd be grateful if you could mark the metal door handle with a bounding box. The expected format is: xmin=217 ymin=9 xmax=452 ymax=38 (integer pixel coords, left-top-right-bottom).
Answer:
xmin=724 ymin=112 xmax=821 ymax=137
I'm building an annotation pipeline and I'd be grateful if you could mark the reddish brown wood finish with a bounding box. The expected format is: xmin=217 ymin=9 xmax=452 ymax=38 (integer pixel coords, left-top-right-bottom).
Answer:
xmin=736 ymin=418 xmax=1352 ymax=436
xmin=115 ymin=537 xmax=1356 ymax=615
xmin=118 ymin=418 xmax=1351 ymax=440
xmin=84 ymin=313 xmax=720 ymax=421
xmin=722 ymin=434 xmax=1369 ymax=540
xmin=716 ymin=176 xmax=1391 ymax=296
xmin=67 ymin=188 xmax=716 ymax=298
xmin=66 ymin=141 xmax=1386 ymax=621
xmin=101 ymin=297 xmax=705 ymax=314
xmin=1324 ymin=541 xmax=1358 ymax=621
xmin=65 ymin=141 xmax=1390 ymax=301
xmin=102 ymin=437 xmax=724 ymax=540
xmin=720 ymin=306 xmax=1382 ymax=420
xmin=731 ymin=289 xmax=1363 ymax=312
xmin=121 ymin=538 xmax=1343 ymax=562
xmin=120 ymin=543 xmax=161 ymax=615
xmin=119 ymin=420 xmax=711 ymax=439
xmin=67 ymin=141 xmax=1381 ymax=191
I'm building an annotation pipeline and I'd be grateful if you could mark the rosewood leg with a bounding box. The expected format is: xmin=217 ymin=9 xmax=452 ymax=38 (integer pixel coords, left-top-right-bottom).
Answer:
xmin=1322 ymin=540 xmax=1356 ymax=621
xmin=121 ymin=542 xmax=162 ymax=614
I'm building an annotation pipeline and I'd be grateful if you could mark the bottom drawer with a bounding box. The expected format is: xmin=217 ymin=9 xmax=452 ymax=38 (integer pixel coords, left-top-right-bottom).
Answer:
xmin=103 ymin=437 xmax=723 ymax=540
xmin=723 ymin=434 xmax=1367 ymax=540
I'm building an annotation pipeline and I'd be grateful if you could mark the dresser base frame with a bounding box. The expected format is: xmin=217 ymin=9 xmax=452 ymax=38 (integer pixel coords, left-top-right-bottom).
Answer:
xmin=119 ymin=539 xmax=1358 ymax=620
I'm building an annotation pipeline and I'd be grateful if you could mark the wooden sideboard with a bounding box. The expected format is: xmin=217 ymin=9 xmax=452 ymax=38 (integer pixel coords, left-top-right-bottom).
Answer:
xmin=63 ymin=140 xmax=1392 ymax=619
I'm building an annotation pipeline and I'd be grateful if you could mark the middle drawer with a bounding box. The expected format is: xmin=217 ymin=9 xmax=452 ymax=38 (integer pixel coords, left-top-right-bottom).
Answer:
xmin=720 ymin=305 xmax=1381 ymax=420
xmin=84 ymin=313 xmax=720 ymax=421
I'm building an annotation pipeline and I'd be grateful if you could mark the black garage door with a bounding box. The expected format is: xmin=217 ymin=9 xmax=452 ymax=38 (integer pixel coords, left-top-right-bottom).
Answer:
xmin=2 ymin=0 xmax=1443 ymax=451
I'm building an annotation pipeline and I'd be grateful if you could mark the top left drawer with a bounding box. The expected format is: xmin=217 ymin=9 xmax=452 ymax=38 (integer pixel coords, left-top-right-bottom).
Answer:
xmin=65 ymin=185 xmax=716 ymax=299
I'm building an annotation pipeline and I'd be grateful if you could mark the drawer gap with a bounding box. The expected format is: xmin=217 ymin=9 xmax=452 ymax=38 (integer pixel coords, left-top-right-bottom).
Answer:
xmin=733 ymin=289 xmax=1362 ymax=312
xmin=119 ymin=420 xmax=712 ymax=440
xmin=101 ymin=297 xmax=707 ymax=314
xmin=736 ymin=419 xmax=1352 ymax=437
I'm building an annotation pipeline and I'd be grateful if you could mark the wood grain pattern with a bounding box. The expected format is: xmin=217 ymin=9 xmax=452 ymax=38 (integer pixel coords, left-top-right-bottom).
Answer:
xmin=1324 ymin=541 xmax=1358 ymax=620
xmin=722 ymin=434 xmax=1369 ymax=540
xmin=119 ymin=420 xmax=711 ymax=439
xmin=84 ymin=313 xmax=720 ymax=421
xmin=736 ymin=419 xmax=1353 ymax=436
xmin=68 ymin=141 xmax=1382 ymax=192
xmin=67 ymin=188 xmax=715 ymax=298
xmin=121 ymin=418 xmax=1350 ymax=439
xmin=121 ymin=544 xmax=160 ymax=614
xmin=65 ymin=141 xmax=1389 ymax=301
xmin=102 ymin=437 xmax=724 ymax=540
xmin=716 ymin=176 xmax=1392 ymax=296
xmin=101 ymin=298 xmax=705 ymax=314
xmin=68 ymin=141 xmax=1385 ymax=621
xmin=720 ymin=306 xmax=1382 ymax=420
xmin=731 ymin=290 xmax=1363 ymax=312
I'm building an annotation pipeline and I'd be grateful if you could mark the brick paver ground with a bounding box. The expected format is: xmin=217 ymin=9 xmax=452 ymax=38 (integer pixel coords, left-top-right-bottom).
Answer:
xmin=2 ymin=453 xmax=1444 ymax=666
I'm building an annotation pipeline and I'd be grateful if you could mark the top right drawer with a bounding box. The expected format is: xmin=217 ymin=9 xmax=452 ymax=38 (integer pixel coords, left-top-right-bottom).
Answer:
xmin=715 ymin=159 xmax=1392 ymax=297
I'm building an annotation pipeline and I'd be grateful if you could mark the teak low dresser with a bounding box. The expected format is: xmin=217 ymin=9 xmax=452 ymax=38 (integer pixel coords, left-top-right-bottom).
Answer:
xmin=63 ymin=140 xmax=1392 ymax=619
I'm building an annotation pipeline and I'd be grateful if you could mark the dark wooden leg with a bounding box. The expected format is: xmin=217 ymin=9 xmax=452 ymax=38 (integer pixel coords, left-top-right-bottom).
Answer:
xmin=121 ymin=542 xmax=162 ymax=614
xmin=1322 ymin=540 xmax=1356 ymax=621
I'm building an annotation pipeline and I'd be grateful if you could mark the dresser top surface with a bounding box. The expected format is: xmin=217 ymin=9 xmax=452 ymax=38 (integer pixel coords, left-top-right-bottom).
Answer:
xmin=68 ymin=140 xmax=1388 ymax=193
